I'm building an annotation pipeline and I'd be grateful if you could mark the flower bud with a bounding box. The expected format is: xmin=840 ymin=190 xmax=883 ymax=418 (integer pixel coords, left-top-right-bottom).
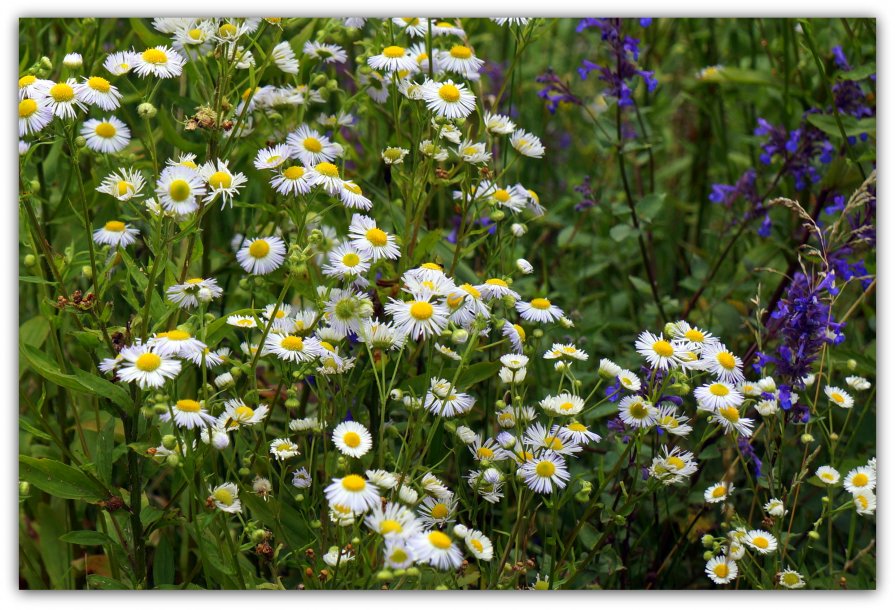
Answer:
xmin=702 ymin=534 xmax=714 ymax=548
xmin=238 ymin=467 xmax=251 ymax=477
xmin=294 ymin=494 xmax=304 ymax=502
xmin=161 ymin=434 xmax=177 ymax=450
xmin=800 ymin=433 xmax=815 ymax=445
xmin=81 ymin=265 xmax=93 ymax=278
xmin=165 ymin=454 xmax=180 ymax=467
xmin=23 ymin=254 xmax=36 ymax=267
xmin=140 ymin=406 xmax=156 ymax=419
xmin=451 ymin=328 xmax=469 ymax=344
xmin=74 ymin=136 xmax=87 ymax=148
xmin=390 ymin=389 xmax=403 ymax=401
xmin=29 ymin=180 xmax=40 ymax=193
xmin=376 ymin=570 xmax=394 ymax=582
xmin=405 ymin=567 xmax=420 ymax=577
xmin=808 ymin=530 xmax=821 ymax=540
xmin=19 ymin=481 xmax=30 ymax=496
xmin=703 ymin=551 xmax=715 ymax=561
xmin=847 ymin=358 xmax=857 ymax=371
xmin=63 ymin=53 xmax=83 ymax=69
xmin=251 ymin=529 xmax=267 ymax=544
xmin=40 ymin=56 xmax=53 ymax=70
xmin=137 ymin=102 xmax=157 ymax=119
xmin=310 ymin=519 xmax=322 ymax=529
xmin=489 ymin=209 xmax=505 ymax=222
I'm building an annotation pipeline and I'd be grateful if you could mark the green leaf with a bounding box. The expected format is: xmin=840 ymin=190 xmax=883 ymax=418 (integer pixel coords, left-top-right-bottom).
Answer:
xmin=19 ymin=455 xmax=108 ymax=503
xmin=610 ymin=223 xmax=635 ymax=242
xmin=637 ymin=193 xmax=666 ymax=223
xmin=128 ymin=18 xmax=168 ymax=48
xmin=20 ymin=343 xmax=90 ymax=395
xmin=627 ymin=275 xmax=653 ymax=296
xmin=838 ymin=63 xmax=876 ymax=81
xmin=59 ymin=530 xmax=115 ymax=546
xmin=86 ymin=574 xmax=129 ymax=590
xmin=807 ymin=113 xmax=876 ymax=139
xmin=153 ymin=533 xmax=175 ymax=586
xmin=456 ymin=361 xmax=501 ymax=390
xmin=72 ymin=368 xmax=133 ymax=411
xmin=158 ymin=110 xmax=203 ymax=154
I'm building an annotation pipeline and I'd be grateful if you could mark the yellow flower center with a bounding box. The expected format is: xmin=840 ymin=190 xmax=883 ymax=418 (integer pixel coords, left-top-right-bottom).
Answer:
xmin=218 ymin=23 xmax=238 ymax=38
xmin=568 ymin=423 xmax=587 ymax=432
xmin=135 ymin=353 xmax=161 ymax=372
xmin=141 ymin=48 xmax=168 ymax=64
xmin=782 ymin=572 xmax=800 ymax=586
xmin=659 ymin=416 xmax=678 ymax=428
xmin=421 ymin=262 xmax=442 ymax=270
xmin=164 ymin=330 xmax=190 ymax=341
xmin=19 ymin=99 xmax=38 ymax=118
xmin=477 ymin=447 xmax=494 ymax=458
xmin=855 ymin=494 xmax=869 ymax=509
xmin=458 ymin=283 xmax=480 ymax=299
xmin=116 ymin=181 xmax=132 ymax=196
xmin=667 ymin=456 xmax=685 ymax=470
xmin=652 ymin=340 xmax=674 ymax=357
xmin=752 ymin=536 xmax=769 ymax=549
xmin=94 ymin=122 xmax=117 ymax=138
xmin=428 ymin=531 xmax=452 ymax=550
xmin=513 ymin=324 xmax=526 ymax=341
xmin=430 ymin=503 xmax=449 ymax=519
xmin=719 ymin=406 xmax=740 ymax=423
xmin=852 ymin=473 xmax=869 ymax=487
xmin=401 ymin=17 xmax=419 ymax=26
xmin=208 ymin=171 xmax=232 ymax=190
xmin=234 ymin=405 xmax=255 ymax=420
xmin=365 ymin=227 xmax=388 ymax=247
xmin=342 ymin=252 xmax=360 ymax=267
xmin=831 ymin=392 xmax=844 ymax=404
xmin=380 ymin=520 xmax=403 ymax=535
xmin=559 ymin=402 xmax=575 ymax=411
xmin=530 ymin=298 xmax=551 ymax=310
xmin=390 ymin=548 xmax=408 ymax=563
xmin=315 ymin=162 xmax=339 ymax=178
xmin=493 ymin=189 xmax=511 ymax=203
xmin=186 ymin=277 xmax=204 ymax=284
xmin=248 ymin=239 xmax=270 ymax=258
xmin=684 ymin=328 xmax=705 ymax=342
xmin=87 ymin=76 xmax=111 ymax=92
xmin=712 ymin=486 xmax=727 ymax=498
xmin=19 ymin=75 xmax=36 ymax=88
xmin=713 ymin=564 xmax=729 ymax=578
xmin=416 ymin=52 xmax=429 ymax=63
xmin=717 ymin=351 xmax=736 ymax=370
xmin=545 ymin=436 xmax=564 ymax=450
xmin=344 ymin=182 xmax=363 ymax=195
xmin=339 ymin=474 xmax=365 ymax=493
xmin=320 ymin=341 xmax=335 ymax=352
xmin=438 ymin=83 xmax=461 ymax=103
xmin=283 ymin=165 xmax=305 ymax=180
xmin=709 ymin=383 xmax=730 ymax=397
xmin=450 ymin=45 xmax=472 ymax=59
xmin=302 ymin=136 xmax=322 ymax=153
xmin=409 ymin=301 xmax=434 ymax=321
xmin=343 ymin=431 xmax=361 ymax=448
xmin=168 ymin=179 xmax=192 ymax=202
xmin=535 ymin=460 xmax=556 ymax=478
xmin=176 ymin=399 xmax=201 ymax=413
xmin=821 ymin=473 xmax=835 ymax=482
xmin=188 ymin=28 xmax=203 ymax=41
xmin=104 ymin=220 xmax=125 ymax=232
xmin=50 ymin=83 xmax=75 ymax=102
xmin=446 ymin=293 xmax=464 ymax=309
xmin=213 ymin=488 xmax=234 ymax=505
xmin=281 ymin=336 xmax=304 ymax=351
xmin=382 ymin=45 xmax=406 ymax=59
xmin=629 ymin=401 xmax=648 ymax=419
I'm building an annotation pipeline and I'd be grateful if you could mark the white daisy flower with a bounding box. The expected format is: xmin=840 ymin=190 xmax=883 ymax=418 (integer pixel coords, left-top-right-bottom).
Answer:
xmin=524 ymin=422 xmax=582 ymax=456
xmin=521 ymin=450 xmax=570 ymax=494
xmin=324 ymin=474 xmax=381 ymax=513
xmin=74 ymin=76 xmax=121 ymax=111
xmin=700 ymin=342 xmax=745 ymax=385
xmin=617 ymin=369 xmax=642 ymax=392
xmin=635 ymin=331 xmax=683 ymax=370
xmin=264 ymin=333 xmax=322 ymax=364
xmin=649 ymin=446 xmax=699 ymax=485
xmin=704 ymin=481 xmax=735 ymax=503
xmin=618 ymin=395 xmax=657 ymax=428
xmin=92 ymin=220 xmax=139 ymax=247
xmin=339 ymin=180 xmax=373 ymax=211
xmin=843 ymin=466 xmax=876 ymax=494
xmin=711 ymin=405 xmax=754 ymax=437
xmin=322 ymin=244 xmax=371 ymax=280
xmin=816 ymin=465 xmax=841 ymax=485
xmin=348 ymin=214 xmax=400 ymax=261
xmin=424 ymin=377 xmax=476 ymax=417
xmin=755 ymin=398 xmax=779 ymax=417
xmin=103 ymin=51 xmax=139 ymax=76
xmin=744 ymin=529 xmax=777 ymax=554
xmin=705 ymin=555 xmax=737 ymax=585
xmin=227 ymin=314 xmax=258 ymax=329
xmin=18 ymin=97 xmax=52 ymax=137
xmin=465 ymin=529 xmax=493 ymax=561
xmin=502 ymin=322 xmax=526 ymax=353
xmin=516 ymin=297 xmax=563 ymax=323
xmin=148 ymin=329 xmax=206 ymax=358
xmin=694 ymin=381 xmax=744 ymax=411
xmin=778 ymin=568 xmax=806 ymax=589
xmin=117 ymin=344 xmax=181 ymax=389
xmin=271 ymin=41 xmax=299 ymax=73
xmin=421 ymin=78 xmax=476 ymax=119
xmin=17 ymin=74 xmax=52 ymax=100
xmin=198 ymin=159 xmax=247 ymax=207
xmin=160 ymin=398 xmax=216 ymax=429
xmin=845 ymin=375 xmax=871 ymax=391
xmin=655 ymin=404 xmax=693 ymax=437
xmin=287 ymin=124 xmax=342 ymax=166
xmin=412 ymin=530 xmax=463 ymax=570
xmin=269 ymin=438 xmax=300 ymax=461
xmin=155 ymin=165 xmax=206 ymax=215
xmin=383 ymin=539 xmax=416 ymax=569
xmin=439 ymin=44 xmax=484 ymax=77
xmin=303 ymin=41 xmax=347 ymax=64
xmin=81 ymin=116 xmax=131 ymax=153
xmin=172 ymin=21 xmax=216 ymax=58
xmin=599 ymin=358 xmax=623 ymax=379
xmin=95 ymin=168 xmax=145 ymax=201
xmin=208 ymin=482 xmax=241 ymax=513
xmin=364 ymin=501 xmax=420 ymax=538
xmin=853 ymin=490 xmax=876 ymax=516
xmin=543 ymin=343 xmax=589 ymax=361
xmin=254 ymin=144 xmax=291 ymax=170
xmin=236 ymin=236 xmax=286 ymax=275
xmin=332 ymin=421 xmax=373 ymax=458
xmin=165 ymin=277 xmax=222 ymax=309
xmin=510 ymin=129 xmax=545 ymax=158
xmin=418 ymin=495 xmax=457 ymax=528
xmin=306 ymin=161 xmax=344 ymax=195
xmin=392 ymin=17 xmax=429 ymax=37
xmin=484 ymin=112 xmax=516 ymax=135
xmin=368 ymin=45 xmax=417 ymax=73
xmin=557 ymin=422 xmax=602 ymax=445
xmin=133 ymin=46 xmax=186 ymax=78
xmin=42 ymin=79 xmax=87 ymax=119
xmin=218 ymin=399 xmax=268 ymax=430
xmin=764 ymin=498 xmax=788 ymax=517
xmin=824 ymin=385 xmax=854 ymax=409
xmin=270 ymin=164 xmax=314 ymax=196
xmin=491 ymin=18 xmax=531 ymax=26
xmin=432 ymin=20 xmax=465 ymax=37
xmin=540 ymin=393 xmax=585 ymax=417
xmin=667 ymin=320 xmax=717 ymax=350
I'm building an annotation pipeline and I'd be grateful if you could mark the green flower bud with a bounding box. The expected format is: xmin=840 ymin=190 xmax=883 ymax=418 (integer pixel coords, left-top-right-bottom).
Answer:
xmin=23 ymin=254 xmax=36 ymax=267
xmin=405 ymin=567 xmax=420 ymax=577
xmin=229 ymin=366 xmax=242 ymax=378
xmin=702 ymin=534 xmax=714 ymax=548
xmin=800 ymin=433 xmax=815 ymax=445
xmin=161 ymin=434 xmax=177 ymax=450
xmin=310 ymin=519 xmax=322 ymax=529
xmin=435 ymin=584 xmax=449 ymax=591
xmin=847 ymin=358 xmax=857 ymax=371
xmin=153 ymin=404 xmax=169 ymax=415
xmin=376 ymin=570 xmax=394 ymax=582
xmin=307 ymin=229 xmax=324 ymax=245
xmin=451 ymin=328 xmax=469 ymax=344
xmin=74 ymin=136 xmax=87 ymax=148
xmin=238 ymin=278 xmax=251 ymax=291
xmin=664 ymin=322 xmax=677 ymax=336
xmin=294 ymin=494 xmax=304 ymax=502
xmin=204 ymin=313 xmax=216 ymax=323
xmin=238 ymin=467 xmax=251 ymax=477
xmin=532 ymin=328 xmax=544 ymax=339
xmin=19 ymin=481 xmax=30 ymax=496
xmin=808 ymin=530 xmax=821 ymax=540
xmin=81 ymin=265 xmax=93 ymax=278
xmin=326 ymin=79 xmax=339 ymax=91
xmin=495 ymin=399 xmax=506 ymax=409
xmin=312 ymin=74 xmax=328 ymax=87
xmin=140 ymin=406 xmax=156 ymax=419
xmin=393 ymin=569 xmax=406 ymax=578
xmin=351 ymin=537 xmax=361 ymax=545
xmin=251 ymin=529 xmax=267 ymax=544
xmin=29 ymin=180 xmax=40 ymax=193
xmin=137 ymin=102 xmax=157 ymax=119
xmin=703 ymin=550 xmax=715 ymax=561
xmin=489 ymin=209 xmax=505 ymax=222
xmin=285 ymin=398 xmax=299 ymax=409
xmin=829 ymin=433 xmax=839 ymax=442
xmin=40 ymin=56 xmax=53 ymax=70
xmin=165 ymin=454 xmax=180 ymax=467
